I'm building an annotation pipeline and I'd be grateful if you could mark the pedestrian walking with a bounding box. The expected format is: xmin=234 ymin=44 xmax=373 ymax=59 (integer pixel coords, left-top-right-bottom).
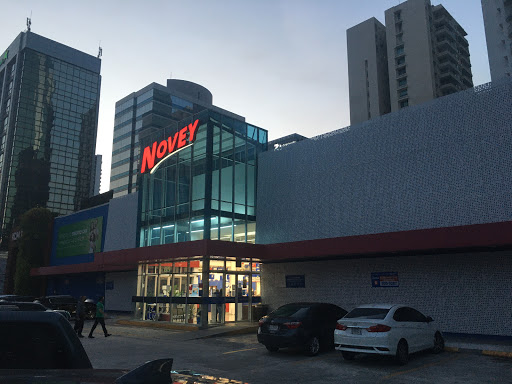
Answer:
xmin=74 ymin=295 xmax=86 ymax=338
xmin=88 ymin=297 xmax=111 ymax=338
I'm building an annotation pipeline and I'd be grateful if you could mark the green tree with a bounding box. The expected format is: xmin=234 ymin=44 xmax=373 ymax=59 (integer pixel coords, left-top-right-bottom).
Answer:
xmin=14 ymin=207 xmax=55 ymax=295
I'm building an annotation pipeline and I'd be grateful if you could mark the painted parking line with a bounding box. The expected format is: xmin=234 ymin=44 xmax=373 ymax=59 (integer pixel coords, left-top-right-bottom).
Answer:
xmin=379 ymin=354 xmax=462 ymax=381
xmin=223 ymin=347 xmax=261 ymax=355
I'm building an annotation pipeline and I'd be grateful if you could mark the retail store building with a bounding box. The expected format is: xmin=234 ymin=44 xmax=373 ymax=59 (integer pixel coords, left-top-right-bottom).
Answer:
xmin=34 ymin=80 xmax=268 ymax=327
xmin=32 ymin=79 xmax=512 ymax=335
xmin=256 ymin=79 xmax=512 ymax=337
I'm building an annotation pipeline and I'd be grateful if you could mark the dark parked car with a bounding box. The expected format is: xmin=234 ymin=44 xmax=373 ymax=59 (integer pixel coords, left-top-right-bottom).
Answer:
xmin=0 ymin=295 xmax=35 ymax=302
xmin=0 ymin=301 xmax=71 ymax=321
xmin=35 ymin=295 xmax=96 ymax=320
xmin=0 ymin=310 xmax=240 ymax=383
xmin=257 ymin=302 xmax=347 ymax=356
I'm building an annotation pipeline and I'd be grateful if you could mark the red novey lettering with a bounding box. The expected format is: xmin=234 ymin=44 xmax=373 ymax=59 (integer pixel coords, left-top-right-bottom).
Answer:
xmin=140 ymin=119 xmax=200 ymax=174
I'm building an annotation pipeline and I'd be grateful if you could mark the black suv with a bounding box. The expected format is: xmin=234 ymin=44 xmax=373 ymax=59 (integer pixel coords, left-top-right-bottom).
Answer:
xmin=257 ymin=302 xmax=347 ymax=356
xmin=35 ymin=296 xmax=96 ymax=320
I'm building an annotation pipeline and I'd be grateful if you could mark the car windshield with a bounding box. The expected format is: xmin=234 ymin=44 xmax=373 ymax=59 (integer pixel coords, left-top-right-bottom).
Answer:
xmin=344 ymin=308 xmax=390 ymax=319
xmin=272 ymin=304 xmax=311 ymax=319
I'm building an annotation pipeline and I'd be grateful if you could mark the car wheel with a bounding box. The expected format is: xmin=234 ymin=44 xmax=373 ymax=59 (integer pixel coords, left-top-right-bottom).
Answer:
xmin=432 ymin=332 xmax=444 ymax=354
xmin=265 ymin=345 xmax=279 ymax=352
xmin=395 ymin=339 xmax=409 ymax=365
xmin=304 ymin=336 xmax=320 ymax=356
xmin=341 ymin=351 xmax=356 ymax=361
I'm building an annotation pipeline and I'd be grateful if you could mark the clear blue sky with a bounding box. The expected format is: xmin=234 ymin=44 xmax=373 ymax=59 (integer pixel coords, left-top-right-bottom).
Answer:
xmin=1 ymin=1 xmax=490 ymax=193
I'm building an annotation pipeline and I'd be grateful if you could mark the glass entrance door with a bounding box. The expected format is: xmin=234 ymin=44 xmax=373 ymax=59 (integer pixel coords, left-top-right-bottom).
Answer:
xmin=237 ymin=274 xmax=250 ymax=321
xmin=209 ymin=270 xmax=224 ymax=324
xmin=224 ymin=273 xmax=251 ymax=322
xmin=225 ymin=274 xmax=236 ymax=322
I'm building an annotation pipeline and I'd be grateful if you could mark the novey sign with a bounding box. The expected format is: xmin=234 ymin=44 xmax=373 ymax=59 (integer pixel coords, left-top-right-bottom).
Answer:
xmin=140 ymin=119 xmax=199 ymax=174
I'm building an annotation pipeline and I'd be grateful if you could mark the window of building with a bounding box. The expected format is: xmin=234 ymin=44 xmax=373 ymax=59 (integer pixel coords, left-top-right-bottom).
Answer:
xmin=396 ymin=67 xmax=407 ymax=77
xmin=396 ymin=57 xmax=405 ymax=66
xmin=397 ymin=77 xmax=407 ymax=88
xmin=395 ymin=45 xmax=405 ymax=56
xmin=396 ymin=33 xmax=403 ymax=45
xmin=399 ymin=99 xmax=409 ymax=108
xmin=395 ymin=22 xmax=403 ymax=34
xmin=398 ymin=88 xmax=408 ymax=98
xmin=394 ymin=10 xmax=402 ymax=21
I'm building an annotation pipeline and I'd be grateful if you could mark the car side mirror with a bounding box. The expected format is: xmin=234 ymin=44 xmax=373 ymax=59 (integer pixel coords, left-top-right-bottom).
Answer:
xmin=426 ymin=316 xmax=433 ymax=323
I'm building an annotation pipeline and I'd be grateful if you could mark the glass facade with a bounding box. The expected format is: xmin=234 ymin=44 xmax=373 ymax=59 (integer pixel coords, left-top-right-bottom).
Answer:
xmin=134 ymin=257 xmax=262 ymax=325
xmin=133 ymin=101 xmax=267 ymax=326
xmin=138 ymin=110 xmax=267 ymax=245
xmin=0 ymin=40 xmax=100 ymax=241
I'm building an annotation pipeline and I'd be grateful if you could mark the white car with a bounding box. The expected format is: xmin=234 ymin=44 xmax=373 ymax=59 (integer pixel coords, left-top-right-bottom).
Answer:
xmin=334 ymin=304 xmax=444 ymax=365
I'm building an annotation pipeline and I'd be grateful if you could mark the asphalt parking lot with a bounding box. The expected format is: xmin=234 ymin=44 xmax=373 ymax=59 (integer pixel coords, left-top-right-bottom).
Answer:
xmin=80 ymin=320 xmax=512 ymax=384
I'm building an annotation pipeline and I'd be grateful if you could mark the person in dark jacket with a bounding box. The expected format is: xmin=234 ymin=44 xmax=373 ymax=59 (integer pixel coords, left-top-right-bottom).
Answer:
xmin=88 ymin=297 xmax=111 ymax=338
xmin=74 ymin=296 xmax=86 ymax=338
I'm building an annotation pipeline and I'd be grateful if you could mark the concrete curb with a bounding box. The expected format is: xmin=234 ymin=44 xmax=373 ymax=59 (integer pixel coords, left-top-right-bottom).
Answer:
xmin=481 ymin=350 xmax=512 ymax=358
xmin=114 ymin=319 xmax=258 ymax=338
xmin=116 ymin=319 xmax=199 ymax=331
xmin=445 ymin=346 xmax=512 ymax=358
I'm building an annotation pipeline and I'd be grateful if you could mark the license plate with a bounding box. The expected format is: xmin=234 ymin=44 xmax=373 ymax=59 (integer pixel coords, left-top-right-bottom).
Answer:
xmin=269 ymin=325 xmax=279 ymax=332
xmin=351 ymin=328 xmax=362 ymax=335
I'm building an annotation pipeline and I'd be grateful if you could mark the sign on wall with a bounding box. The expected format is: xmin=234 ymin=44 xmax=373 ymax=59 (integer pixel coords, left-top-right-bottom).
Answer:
xmin=56 ymin=216 xmax=103 ymax=258
xmin=371 ymin=272 xmax=399 ymax=287
xmin=286 ymin=275 xmax=305 ymax=288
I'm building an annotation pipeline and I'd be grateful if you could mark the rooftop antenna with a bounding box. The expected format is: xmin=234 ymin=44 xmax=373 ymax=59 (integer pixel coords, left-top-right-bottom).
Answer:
xmin=26 ymin=12 xmax=32 ymax=32
xmin=97 ymin=41 xmax=102 ymax=59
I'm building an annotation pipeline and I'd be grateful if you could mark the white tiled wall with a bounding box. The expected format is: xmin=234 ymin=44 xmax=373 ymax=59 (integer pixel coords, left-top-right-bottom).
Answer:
xmin=261 ymin=251 xmax=512 ymax=336
xmin=256 ymin=80 xmax=512 ymax=244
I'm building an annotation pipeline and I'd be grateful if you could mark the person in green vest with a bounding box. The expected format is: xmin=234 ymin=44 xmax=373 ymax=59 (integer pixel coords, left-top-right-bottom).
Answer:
xmin=88 ymin=297 xmax=111 ymax=338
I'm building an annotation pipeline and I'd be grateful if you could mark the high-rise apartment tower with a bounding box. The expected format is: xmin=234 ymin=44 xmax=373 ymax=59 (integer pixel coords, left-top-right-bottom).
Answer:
xmin=481 ymin=0 xmax=512 ymax=81
xmin=347 ymin=18 xmax=390 ymax=124
xmin=348 ymin=0 xmax=473 ymax=125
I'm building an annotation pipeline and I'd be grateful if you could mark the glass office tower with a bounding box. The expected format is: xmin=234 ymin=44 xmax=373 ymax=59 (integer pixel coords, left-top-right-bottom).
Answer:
xmin=0 ymin=31 xmax=101 ymax=246
xmin=111 ymin=80 xmax=212 ymax=198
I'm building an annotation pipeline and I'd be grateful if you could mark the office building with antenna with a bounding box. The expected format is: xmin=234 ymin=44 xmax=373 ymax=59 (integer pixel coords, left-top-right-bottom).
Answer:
xmin=0 ymin=28 xmax=101 ymax=247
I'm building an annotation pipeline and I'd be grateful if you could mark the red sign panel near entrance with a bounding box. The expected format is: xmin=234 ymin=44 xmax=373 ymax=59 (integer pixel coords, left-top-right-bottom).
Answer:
xmin=140 ymin=119 xmax=199 ymax=174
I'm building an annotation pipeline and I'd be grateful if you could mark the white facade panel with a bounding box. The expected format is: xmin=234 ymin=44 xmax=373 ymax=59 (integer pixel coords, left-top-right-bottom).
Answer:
xmin=105 ymin=271 xmax=138 ymax=312
xmin=103 ymin=192 xmax=138 ymax=252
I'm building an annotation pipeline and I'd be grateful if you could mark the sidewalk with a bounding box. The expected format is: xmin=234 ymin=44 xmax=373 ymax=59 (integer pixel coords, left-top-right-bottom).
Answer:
xmin=110 ymin=315 xmax=512 ymax=358
xmin=113 ymin=316 xmax=259 ymax=341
